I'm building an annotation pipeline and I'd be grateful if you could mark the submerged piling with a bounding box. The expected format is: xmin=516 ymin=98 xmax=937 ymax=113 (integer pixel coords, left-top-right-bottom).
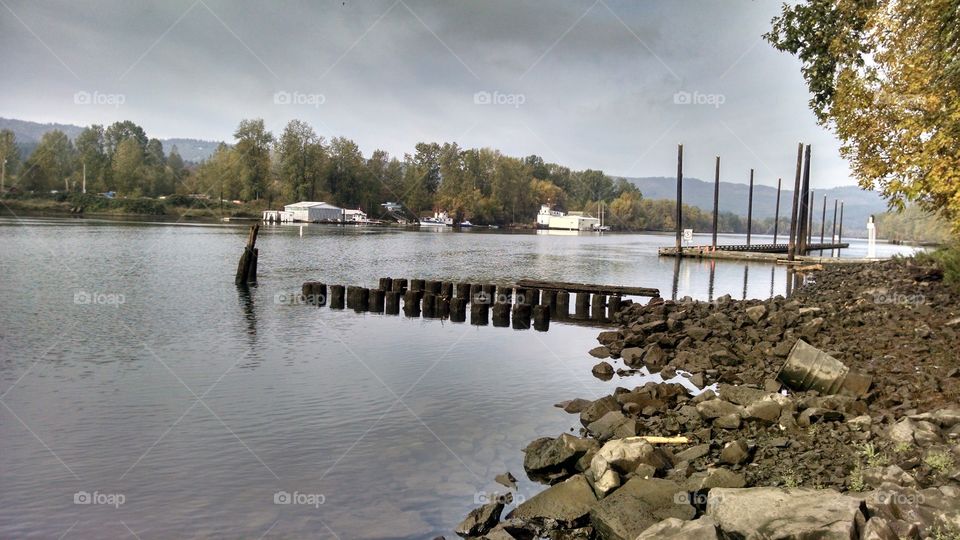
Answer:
xmin=392 ymin=278 xmax=408 ymax=293
xmin=608 ymin=296 xmax=622 ymax=319
xmin=493 ymin=302 xmax=511 ymax=327
xmin=456 ymin=282 xmax=472 ymax=300
xmin=385 ymin=290 xmax=400 ymax=314
xmin=542 ymin=289 xmax=558 ymax=315
xmin=470 ymin=301 xmax=489 ymax=325
xmin=422 ymin=293 xmax=437 ymax=318
xmin=379 ymin=277 xmax=393 ymax=291
xmin=403 ymin=290 xmax=421 ymax=317
xmin=556 ymin=291 xmax=570 ymax=320
xmin=575 ymin=292 xmax=590 ymax=319
xmin=368 ymin=288 xmax=385 ymax=313
xmin=512 ymin=303 xmax=532 ymax=329
xmin=450 ymin=296 xmax=467 ymax=322
xmin=591 ymin=294 xmax=606 ymax=321
xmin=532 ymin=305 xmax=550 ymax=331
xmin=330 ymin=285 xmax=345 ymax=309
xmin=410 ymin=279 xmax=425 ymax=292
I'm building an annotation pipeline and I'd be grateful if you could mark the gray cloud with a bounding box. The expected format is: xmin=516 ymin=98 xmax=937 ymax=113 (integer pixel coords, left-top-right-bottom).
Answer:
xmin=0 ymin=0 xmax=853 ymax=189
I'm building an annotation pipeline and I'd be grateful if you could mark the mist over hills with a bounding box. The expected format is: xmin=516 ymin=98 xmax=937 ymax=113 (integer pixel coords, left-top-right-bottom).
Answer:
xmin=623 ymin=176 xmax=886 ymax=235
xmin=0 ymin=118 xmax=222 ymax=163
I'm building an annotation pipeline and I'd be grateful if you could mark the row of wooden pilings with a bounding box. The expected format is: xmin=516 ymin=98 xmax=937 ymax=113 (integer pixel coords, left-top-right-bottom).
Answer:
xmin=301 ymin=278 xmax=628 ymax=330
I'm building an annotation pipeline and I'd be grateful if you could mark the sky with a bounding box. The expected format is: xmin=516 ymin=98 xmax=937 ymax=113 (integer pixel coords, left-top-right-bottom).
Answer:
xmin=0 ymin=0 xmax=855 ymax=189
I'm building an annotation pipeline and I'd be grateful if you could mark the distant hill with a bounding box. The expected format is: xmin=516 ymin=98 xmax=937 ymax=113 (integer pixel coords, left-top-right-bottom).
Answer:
xmin=623 ymin=176 xmax=888 ymax=235
xmin=0 ymin=118 xmax=222 ymax=163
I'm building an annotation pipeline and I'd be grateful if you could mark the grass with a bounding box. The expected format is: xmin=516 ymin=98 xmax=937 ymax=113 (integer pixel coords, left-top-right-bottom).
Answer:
xmin=893 ymin=441 xmax=913 ymax=454
xmin=924 ymin=451 xmax=955 ymax=475
xmin=859 ymin=442 xmax=890 ymax=468
xmin=916 ymin=242 xmax=960 ymax=286
xmin=849 ymin=463 xmax=866 ymax=492
xmin=931 ymin=526 xmax=960 ymax=540
xmin=781 ymin=472 xmax=802 ymax=488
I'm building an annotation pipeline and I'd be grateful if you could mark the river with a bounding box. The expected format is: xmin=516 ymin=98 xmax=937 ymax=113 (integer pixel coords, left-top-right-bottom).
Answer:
xmin=0 ymin=217 xmax=917 ymax=539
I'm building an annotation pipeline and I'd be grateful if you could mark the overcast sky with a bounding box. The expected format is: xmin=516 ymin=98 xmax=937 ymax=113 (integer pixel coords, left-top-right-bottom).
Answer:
xmin=0 ymin=0 xmax=854 ymax=189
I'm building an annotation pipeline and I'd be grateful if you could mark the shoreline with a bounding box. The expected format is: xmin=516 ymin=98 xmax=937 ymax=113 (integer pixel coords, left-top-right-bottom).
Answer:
xmin=454 ymin=259 xmax=960 ymax=538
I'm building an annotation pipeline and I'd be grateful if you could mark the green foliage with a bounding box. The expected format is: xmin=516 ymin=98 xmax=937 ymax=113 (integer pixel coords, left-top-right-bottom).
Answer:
xmin=767 ymin=0 xmax=960 ymax=230
xmin=924 ymin=451 xmax=956 ymax=475
xmin=916 ymin=242 xmax=960 ymax=285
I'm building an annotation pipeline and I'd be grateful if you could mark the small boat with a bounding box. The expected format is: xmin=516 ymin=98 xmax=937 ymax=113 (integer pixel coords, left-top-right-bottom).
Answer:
xmin=419 ymin=211 xmax=453 ymax=227
xmin=459 ymin=220 xmax=474 ymax=228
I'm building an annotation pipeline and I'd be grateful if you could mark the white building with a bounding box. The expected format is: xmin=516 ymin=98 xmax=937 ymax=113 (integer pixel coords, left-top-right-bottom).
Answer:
xmin=283 ymin=201 xmax=343 ymax=222
xmin=262 ymin=210 xmax=294 ymax=223
xmin=343 ymin=208 xmax=368 ymax=222
xmin=536 ymin=204 xmax=600 ymax=231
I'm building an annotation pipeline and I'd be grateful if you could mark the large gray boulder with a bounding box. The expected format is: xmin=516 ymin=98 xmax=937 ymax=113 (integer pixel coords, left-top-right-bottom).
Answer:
xmin=589 ymin=478 xmax=695 ymax=540
xmin=706 ymin=487 xmax=865 ymax=539
xmin=523 ymin=434 xmax=596 ymax=481
xmin=507 ymin=474 xmax=597 ymax=530
xmin=636 ymin=516 xmax=719 ymax=539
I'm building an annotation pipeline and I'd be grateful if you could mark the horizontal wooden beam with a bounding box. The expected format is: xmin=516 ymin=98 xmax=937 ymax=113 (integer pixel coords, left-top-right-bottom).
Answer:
xmin=516 ymin=279 xmax=660 ymax=297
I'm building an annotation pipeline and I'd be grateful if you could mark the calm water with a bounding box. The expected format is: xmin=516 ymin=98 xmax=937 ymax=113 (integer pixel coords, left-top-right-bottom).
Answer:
xmin=0 ymin=217 xmax=916 ymax=539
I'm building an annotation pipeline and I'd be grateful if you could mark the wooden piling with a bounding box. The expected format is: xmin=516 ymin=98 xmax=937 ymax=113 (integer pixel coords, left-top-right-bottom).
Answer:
xmin=556 ymin=291 xmax=570 ymax=320
xmin=469 ymin=283 xmax=482 ymax=300
xmin=838 ymin=201 xmax=844 ymax=245
xmin=422 ymin=293 xmax=437 ymax=318
xmin=512 ymin=303 xmax=532 ymax=329
xmin=369 ymin=288 xmax=385 ymax=313
xmin=385 ymin=290 xmax=400 ymax=314
xmin=495 ymin=284 xmax=513 ymax=304
xmin=346 ymin=285 xmax=360 ymax=309
xmin=330 ymin=285 xmax=345 ymax=309
xmin=426 ymin=280 xmax=442 ymax=294
xmin=456 ymin=283 xmax=472 ymax=300
xmin=440 ymin=282 xmax=453 ymax=298
xmin=379 ymin=277 xmax=393 ymax=291
xmin=410 ymin=279 xmax=425 ymax=292
xmin=542 ymin=289 xmax=558 ymax=314
xmin=392 ymin=278 xmax=408 ymax=293
xmin=787 ymin=143 xmax=803 ymax=261
xmin=492 ymin=302 xmax=511 ymax=327
xmin=470 ymin=301 xmax=489 ymax=325
xmin=712 ymin=156 xmax=720 ymax=249
xmin=797 ymin=144 xmax=812 ymax=254
xmin=746 ymin=169 xmax=754 ymax=246
xmin=773 ymin=178 xmax=782 ymax=245
xmin=526 ymin=288 xmax=540 ymax=307
xmin=403 ymin=290 xmax=421 ymax=317
xmin=807 ymin=191 xmax=815 ymax=245
xmin=355 ymin=288 xmax=369 ymax=312
xmin=481 ymin=284 xmax=496 ymax=301
xmin=438 ymin=295 xmax=450 ymax=318
xmin=532 ymin=305 xmax=550 ymax=332
xmin=575 ymin=292 xmax=590 ymax=319
xmin=591 ymin=294 xmax=606 ymax=321
xmin=450 ymin=297 xmax=467 ymax=322
xmin=675 ymin=144 xmax=683 ymax=250
xmin=608 ymin=295 xmax=622 ymax=319
xmin=234 ymin=224 xmax=260 ymax=285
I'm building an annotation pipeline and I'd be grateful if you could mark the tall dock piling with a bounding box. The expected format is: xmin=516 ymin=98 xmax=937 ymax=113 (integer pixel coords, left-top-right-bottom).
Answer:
xmin=234 ymin=224 xmax=260 ymax=285
xmin=773 ymin=178 xmax=782 ymax=245
xmin=787 ymin=143 xmax=803 ymax=261
xmin=675 ymin=144 xmax=683 ymax=251
xmin=712 ymin=156 xmax=720 ymax=249
xmin=746 ymin=168 xmax=754 ymax=246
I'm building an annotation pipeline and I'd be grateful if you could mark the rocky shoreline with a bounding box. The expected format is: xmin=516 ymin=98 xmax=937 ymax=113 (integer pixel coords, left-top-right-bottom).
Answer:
xmin=454 ymin=259 xmax=960 ymax=539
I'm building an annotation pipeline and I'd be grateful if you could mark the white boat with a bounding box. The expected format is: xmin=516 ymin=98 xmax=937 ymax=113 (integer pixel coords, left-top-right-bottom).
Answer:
xmin=536 ymin=204 xmax=599 ymax=231
xmin=459 ymin=220 xmax=474 ymax=228
xmin=420 ymin=211 xmax=453 ymax=227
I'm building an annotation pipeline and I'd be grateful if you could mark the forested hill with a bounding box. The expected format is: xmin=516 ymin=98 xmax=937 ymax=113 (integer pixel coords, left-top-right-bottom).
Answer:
xmin=624 ymin=176 xmax=888 ymax=235
xmin=0 ymin=118 xmax=221 ymax=163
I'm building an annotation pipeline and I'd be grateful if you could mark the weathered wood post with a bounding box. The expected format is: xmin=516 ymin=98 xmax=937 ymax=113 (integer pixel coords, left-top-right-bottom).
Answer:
xmin=819 ymin=194 xmax=827 ymax=246
xmin=773 ymin=178 xmax=782 ymax=245
xmin=234 ymin=224 xmax=260 ymax=284
xmin=403 ymin=290 xmax=421 ymax=317
xmin=807 ymin=191 xmax=815 ymax=245
xmin=385 ymin=290 xmax=400 ymax=314
xmin=426 ymin=280 xmax=442 ymax=294
xmin=470 ymin=300 xmax=489 ymax=325
xmin=330 ymin=285 xmax=345 ymax=309
xmin=354 ymin=288 xmax=369 ymax=312
xmin=712 ymin=156 xmax=720 ymax=249
xmin=422 ymin=293 xmax=437 ymax=318
xmin=440 ymin=282 xmax=453 ymax=298
xmin=787 ymin=143 xmax=803 ymax=261
xmin=450 ymin=296 xmax=467 ymax=322
xmin=456 ymin=283 xmax=472 ymax=300
xmin=532 ymin=305 xmax=550 ymax=332
xmin=438 ymin=294 xmax=450 ymax=318
xmin=392 ymin=278 xmax=408 ymax=293
xmin=369 ymin=288 xmax=385 ymax=313
xmin=575 ymin=292 xmax=590 ymax=319
xmin=496 ymin=284 xmax=513 ymax=305
xmin=469 ymin=283 xmax=482 ymax=300
xmin=542 ymin=289 xmax=558 ymax=315
xmin=608 ymin=296 xmax=622 ymax=320
xmin=556 ymin=291 xmax=570 ymax=320
xmin=591 ymin=294 xmax=606 ymax=321
xmin=410 ymin=279 xmax=425 ymax=293
xmin=346 ymin=285 xmax=359 ymax=309
xmin=838 ymin=201 xmax=844 ymax=246
xmin=675 ymin=144 xmax=683 ymax=252
xmin=797 ymin=144 xmax=812 ymax=254
xmin=831 ymin=199 xmax=839 ymax=257
xmin=746 ymin=168 xmax=754 ymax=246
xmin=512 ymin=302 xmax=532 ymax=329
xmin=492 ymin=302 xmax=511 ymax=327
xmin=481 ymin=284 xmax=496 ymax=302
xmin=379 ymin=277 xmax=393 ymax=291
xmin=526 ymin=288 xmax=540 ymax=307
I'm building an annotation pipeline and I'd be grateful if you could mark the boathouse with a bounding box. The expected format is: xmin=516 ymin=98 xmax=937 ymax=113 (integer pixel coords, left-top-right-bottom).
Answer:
xmin=284 ymin=201 xmax=343 ymax=222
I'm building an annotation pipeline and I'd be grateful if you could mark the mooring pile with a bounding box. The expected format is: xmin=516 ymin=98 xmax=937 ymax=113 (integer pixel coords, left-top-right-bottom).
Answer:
xmin=300 ymin=278 xmax=661 ymax=331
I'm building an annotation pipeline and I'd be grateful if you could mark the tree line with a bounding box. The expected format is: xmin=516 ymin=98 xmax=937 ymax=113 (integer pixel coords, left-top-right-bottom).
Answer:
xmin=1 ymin=118 xmax=767 ymax=232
